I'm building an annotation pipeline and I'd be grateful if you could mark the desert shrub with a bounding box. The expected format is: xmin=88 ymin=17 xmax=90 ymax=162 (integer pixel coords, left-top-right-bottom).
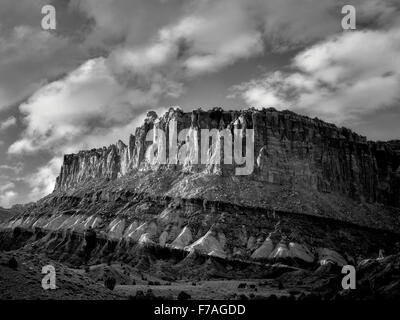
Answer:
xmin=177 ymin=291 xmax=191 ymax=300
xmin=128 ymin=290 xmax=145 ymax=300
xmin=146 ymin=289 xmax=155 ymax=299
xmin=238 ymin=283 xmax=247 ymax=289
xmin=104 ymin=276 xmax=116 ymax=290
xmin=8 ymin=257 xmax=18 ymax=269
xmin=107 ymin=257 xmax=112 ymax=266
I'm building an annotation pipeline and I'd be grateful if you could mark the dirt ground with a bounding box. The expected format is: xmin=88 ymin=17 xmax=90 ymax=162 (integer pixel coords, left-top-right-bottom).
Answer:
xmin=5 ymin=247 xmax=399 ymax=301
xmin=0 ymin=250 xmax=299 ymax=300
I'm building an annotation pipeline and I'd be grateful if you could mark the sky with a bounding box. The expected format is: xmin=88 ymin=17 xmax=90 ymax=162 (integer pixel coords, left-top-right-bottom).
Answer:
xmin=0 ymin=0 xmax=399 ymax=208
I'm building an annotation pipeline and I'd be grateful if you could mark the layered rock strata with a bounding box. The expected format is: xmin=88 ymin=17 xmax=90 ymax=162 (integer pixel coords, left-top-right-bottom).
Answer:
xmin=55 ymin=108 xmax=400 ymax=208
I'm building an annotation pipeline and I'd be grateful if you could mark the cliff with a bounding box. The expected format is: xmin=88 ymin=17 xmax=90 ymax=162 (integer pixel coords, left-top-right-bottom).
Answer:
xmin=55 ymin=107 xmax=400 ymax=208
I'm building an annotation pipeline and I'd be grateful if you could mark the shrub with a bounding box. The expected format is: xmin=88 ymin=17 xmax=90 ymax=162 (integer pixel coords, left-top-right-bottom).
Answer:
xmin=104 ymin=276 xmax=116 ymax=290
xmin=107 ymin=258 xmax=112 ymax=266
xmin=8 ymin=257 xmax=18 ymax=269
xmin=146 ymin=289 xmax=155 ymax=299
xmin=177 ymin=291 xmax=191 ymax=300
xmin=238 ymin=283 xmax=247 ymax=289
xmin=129 ymin=290 xmax=145 ymax=300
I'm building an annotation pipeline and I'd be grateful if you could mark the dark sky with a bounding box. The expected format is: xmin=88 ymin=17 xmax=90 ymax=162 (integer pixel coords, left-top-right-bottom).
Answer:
xmin=0 ymin=0 xmax=399 ymax=207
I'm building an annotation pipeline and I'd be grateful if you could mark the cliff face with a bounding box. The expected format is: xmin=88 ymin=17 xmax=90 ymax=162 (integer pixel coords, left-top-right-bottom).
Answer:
xmin=55 ymin=107 xmax=400 ymax=208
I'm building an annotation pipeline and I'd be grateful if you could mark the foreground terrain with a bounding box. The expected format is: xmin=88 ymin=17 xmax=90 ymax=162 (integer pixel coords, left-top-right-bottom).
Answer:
xmin=2 ymin=247 xmax=400 ymax=300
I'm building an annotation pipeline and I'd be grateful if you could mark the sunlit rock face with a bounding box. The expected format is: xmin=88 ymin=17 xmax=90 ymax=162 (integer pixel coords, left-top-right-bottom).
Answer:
xmin=54 ymin=107 xmax=400 ymax=208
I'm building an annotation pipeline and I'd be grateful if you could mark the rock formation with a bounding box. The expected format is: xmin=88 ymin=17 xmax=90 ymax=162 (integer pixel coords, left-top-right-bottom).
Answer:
xmin=55 ymin=107 xmax=400 ymax=209
xmin=2 ymin=107 xmax=400 ymax=269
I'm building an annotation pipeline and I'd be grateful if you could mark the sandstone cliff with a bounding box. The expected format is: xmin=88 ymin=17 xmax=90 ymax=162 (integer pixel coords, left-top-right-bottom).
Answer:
xmin=55 ymin=107 xmax=400 ymax=208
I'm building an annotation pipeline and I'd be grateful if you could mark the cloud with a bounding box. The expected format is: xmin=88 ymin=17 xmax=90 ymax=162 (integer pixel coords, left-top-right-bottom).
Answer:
xmin=77 ymin=0 xmax=400 ymax=80
xmin=0 ymin=163 xmax=23 ymax=175
xmin=0 ymin=182 xmax=17 ymax=208
xmin=251 ymin=0 xmax=399 ymax=51
xmin=69 ymin=0 xmax=185 ymax=49
xmin=0 ymin=25 xmax=89 ymax=110
xmin=107 ymin=0 xmax=265 ymax=79
xmin=230 ymin=27 xmax=400 ymax=124
xmin=0 ymin=182 xmax=15 ymax=193
xmin=76 ymin=0 xmax=400 ymax=54
xmin=8 ymin=57 xmax=175 ymax=155
xmin=25 ymin=157 xmax=62 ymax=202
xmin=2 ymin=0 xmax=399 ymax=113
xmin=0 ymin=116 xmax=17 ymax=131
xmin=0 ymin=0 xmax=95 ymax=111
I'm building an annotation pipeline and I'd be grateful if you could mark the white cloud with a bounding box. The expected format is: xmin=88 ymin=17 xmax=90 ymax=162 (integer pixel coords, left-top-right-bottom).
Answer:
xmin=25 ymin=157 xmax=62 ymax=202
xmin=108 ymin=0 xmax=264 ymax=78
xmin=0 ymin=116 xmax=17 ymax=131
xmin=231 ymin=28 xmax=400 ymax=124
xmin=0 ymin=182 xmax=15 ymax=193
xmin=0 ymin=163 xmax=23 ymax=175
xmin=0 ymin=182 xmax=17 ymax=208
xmin=8 ymin=57 xmax=175 ymax=155
xmin=0 ymin=25 xmax=86 ymax=110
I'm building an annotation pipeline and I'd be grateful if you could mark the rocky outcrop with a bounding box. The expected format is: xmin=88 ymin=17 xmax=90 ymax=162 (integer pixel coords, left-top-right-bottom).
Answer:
xmin=170 ymin=227 xmax=193 ymax=249
xmin=251 ymin=238 xmax=274 ymax=259
xmin=317 ymin=248 xmax=347 ymax=266
xmin=185 ymin=230 xmax=226 ymax=259
xmin=288 ymin=243 xmax=314 ymax=263
xmin=0 ymin=207 xmax=17 ymax=223
xmin=54 ymin=108 xmax=400 ymax=210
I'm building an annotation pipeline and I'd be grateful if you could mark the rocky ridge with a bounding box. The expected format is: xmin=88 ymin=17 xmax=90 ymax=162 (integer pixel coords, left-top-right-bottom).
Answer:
xmin=55 ymin=108 xmax=400 ymax=209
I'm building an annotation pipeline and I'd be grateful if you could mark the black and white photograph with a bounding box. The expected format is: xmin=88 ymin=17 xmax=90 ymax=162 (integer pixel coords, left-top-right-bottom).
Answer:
xmin=0 ymin=0 xmax=400 ymax=317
